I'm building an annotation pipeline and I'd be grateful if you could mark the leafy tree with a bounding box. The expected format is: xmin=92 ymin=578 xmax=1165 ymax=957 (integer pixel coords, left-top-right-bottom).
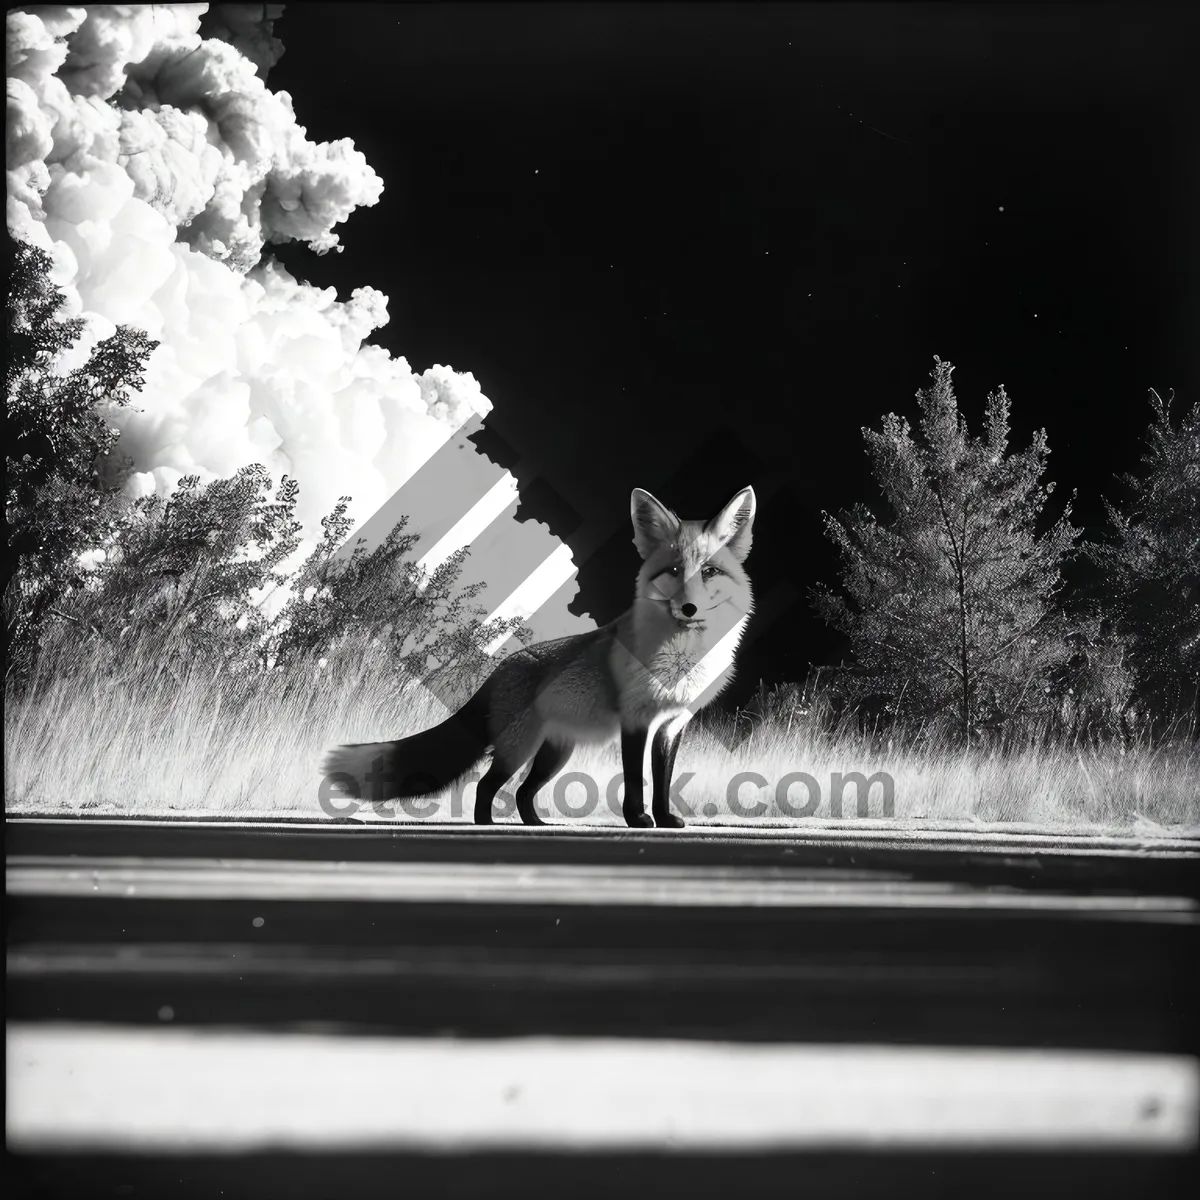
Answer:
xmin=1088 ymin=389 xmax=1199 ymax=727
xmin=5 ymin=236 xmax=157 ymax=675
xmin=43 ymin=463 xmax=527 ymax=702
xmin=277 ymin=510 xmax=531 ymax=702
xmin=63 ymin=465 xmax=304 ymax=677
xmin=5 ymin=235 xmax=530 ymax=699
xmin=812 ymin=357 xmax=1080 ymax=744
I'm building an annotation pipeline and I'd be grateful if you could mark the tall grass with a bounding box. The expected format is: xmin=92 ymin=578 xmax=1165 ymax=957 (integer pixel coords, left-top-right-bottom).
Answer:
xmin=5 ymin=635 xmax=1198 ymax=834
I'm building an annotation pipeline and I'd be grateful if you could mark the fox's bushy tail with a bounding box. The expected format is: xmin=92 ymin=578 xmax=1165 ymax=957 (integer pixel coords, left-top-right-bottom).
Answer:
xmin=321 ymin=687 xmax=491 ymax=802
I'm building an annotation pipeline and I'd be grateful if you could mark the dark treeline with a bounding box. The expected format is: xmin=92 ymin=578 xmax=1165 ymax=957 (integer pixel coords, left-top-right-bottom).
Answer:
xmin=6 ymin=237 xmax=1198 ymax=744
xmin=809 ymin=357 xmax=1197 ymax=745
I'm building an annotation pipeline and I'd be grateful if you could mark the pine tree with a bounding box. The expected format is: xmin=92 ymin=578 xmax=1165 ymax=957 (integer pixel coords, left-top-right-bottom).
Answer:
xmin=1088 ymin=389 xmax=1199 ymax=727
xmin=812 ymin=357 xmax=1080 ymax=744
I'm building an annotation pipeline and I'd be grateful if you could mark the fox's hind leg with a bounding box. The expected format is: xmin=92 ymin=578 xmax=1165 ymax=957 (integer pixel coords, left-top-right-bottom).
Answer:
xmin=514 ymin=739 xmax=574 ymax=826
xmin=475 ymin=713 xmax=543 ymax=825
xmin=474 ymin=752 xmax=520 ymax=825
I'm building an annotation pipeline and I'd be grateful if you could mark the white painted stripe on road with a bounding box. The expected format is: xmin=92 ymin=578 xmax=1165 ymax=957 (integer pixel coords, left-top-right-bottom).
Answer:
xmin=6 ymin=856 xmax=1197 ymax=917
xmin=7 ymin=1025 xmax=1197 ymax=1152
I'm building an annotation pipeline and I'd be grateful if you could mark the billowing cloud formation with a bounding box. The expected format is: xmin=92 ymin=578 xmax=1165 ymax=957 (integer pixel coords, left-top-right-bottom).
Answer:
xmin=200 ymin=3 xmax=286 ymax=78
xmin=6 ymin=3 xmax=588 ymax=635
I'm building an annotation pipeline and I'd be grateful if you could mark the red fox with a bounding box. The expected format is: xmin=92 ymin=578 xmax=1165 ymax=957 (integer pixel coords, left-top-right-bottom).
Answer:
xmin=322 ymin=486 xmax=756 ymax=827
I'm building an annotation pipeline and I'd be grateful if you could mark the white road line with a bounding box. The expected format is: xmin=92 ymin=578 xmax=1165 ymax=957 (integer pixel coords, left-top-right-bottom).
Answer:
xmin=7 ymin=1025 xmax=1197 ymax=1152
xmin=6 ymin=856 xmax=1197 ymax=917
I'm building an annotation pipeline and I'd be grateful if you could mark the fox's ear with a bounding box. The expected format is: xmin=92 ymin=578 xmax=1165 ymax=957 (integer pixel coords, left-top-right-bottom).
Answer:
xmin=707 ymin=486 xmax=756 ymax=562
xmin=631 ymin=488 xmax=680 ymax=559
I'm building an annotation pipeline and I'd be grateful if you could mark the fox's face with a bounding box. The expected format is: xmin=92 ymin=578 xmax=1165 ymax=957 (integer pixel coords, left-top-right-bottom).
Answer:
xmin=630 ymin=486 xmax=756 ymax=633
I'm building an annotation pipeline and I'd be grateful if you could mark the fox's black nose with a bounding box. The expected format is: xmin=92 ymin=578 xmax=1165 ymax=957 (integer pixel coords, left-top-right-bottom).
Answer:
xmin=681 ymin=603 xmax=697 ymax=618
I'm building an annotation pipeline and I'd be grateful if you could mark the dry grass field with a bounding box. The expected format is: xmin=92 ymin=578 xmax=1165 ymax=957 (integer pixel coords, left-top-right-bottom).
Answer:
xmin=7 ymin=638 xmax=1197 ymax=836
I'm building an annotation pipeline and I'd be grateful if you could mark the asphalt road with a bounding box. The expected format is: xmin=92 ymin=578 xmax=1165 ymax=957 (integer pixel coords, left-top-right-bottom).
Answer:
xmin=6 ymin=818 xmax=1199 ymax=1198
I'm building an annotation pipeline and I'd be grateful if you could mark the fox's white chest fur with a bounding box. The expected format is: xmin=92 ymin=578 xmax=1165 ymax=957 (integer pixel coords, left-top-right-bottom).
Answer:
xmin=612 ymin=615 xmax=749 ymax=726
xmin=530 ymin=614 xmax=749 ymax=747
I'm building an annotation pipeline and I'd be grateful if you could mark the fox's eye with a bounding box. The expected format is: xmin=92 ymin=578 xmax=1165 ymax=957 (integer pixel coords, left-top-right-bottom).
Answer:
xmin=666 ymin=565 xmax=681 ymax=576
xmin=701 ymin=564 xmax=722 ymax=580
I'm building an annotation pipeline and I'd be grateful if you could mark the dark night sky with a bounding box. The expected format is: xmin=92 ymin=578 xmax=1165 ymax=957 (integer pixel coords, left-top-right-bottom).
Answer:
xmin=267 ymin=2 xmax=1198 ymax=700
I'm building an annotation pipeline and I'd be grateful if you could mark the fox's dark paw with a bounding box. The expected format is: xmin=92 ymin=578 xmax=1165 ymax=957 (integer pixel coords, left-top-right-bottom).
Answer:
xmin=624 ymin=809 xmax=654 ymax=829
xmin=653 ymin=811 xmax=686 ymax=829
xmin=518 ymin=808 xmax=546 ymax=827
xmin=473 ymin=810 xmax=494 ymax=826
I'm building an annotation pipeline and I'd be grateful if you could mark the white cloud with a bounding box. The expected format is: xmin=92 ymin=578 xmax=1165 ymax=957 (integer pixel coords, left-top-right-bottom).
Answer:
xmin=6 ymin=3 xmax=589 ymax=641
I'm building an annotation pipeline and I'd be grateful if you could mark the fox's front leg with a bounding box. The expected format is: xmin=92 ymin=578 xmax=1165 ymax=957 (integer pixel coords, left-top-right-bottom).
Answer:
xmin=620 ymin=727 xmax=654 ymax=828
xmin=650 ymin=718 xmax=687 ymax=829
